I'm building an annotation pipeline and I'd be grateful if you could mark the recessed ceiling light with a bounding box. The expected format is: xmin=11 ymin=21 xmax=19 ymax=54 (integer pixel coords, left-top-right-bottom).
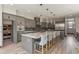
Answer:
xmin=10 ymin=4 xmax=14 ymax=6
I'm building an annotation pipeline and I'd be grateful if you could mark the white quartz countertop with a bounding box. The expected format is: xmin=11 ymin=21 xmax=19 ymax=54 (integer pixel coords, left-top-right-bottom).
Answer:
xmin=21 ymin=31 xmax=59 ymax=39
xmin=21 ymin=32 xmax=46 ymax=39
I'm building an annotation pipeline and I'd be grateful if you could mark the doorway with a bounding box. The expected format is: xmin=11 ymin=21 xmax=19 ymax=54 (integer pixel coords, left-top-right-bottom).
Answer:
xmin=3 ymin=20 xmax=13 ymax=47
xmin=67 ymin=18 xmax=75 ymax=34
xmin=66 ymin=18 xmax=76 ymax=34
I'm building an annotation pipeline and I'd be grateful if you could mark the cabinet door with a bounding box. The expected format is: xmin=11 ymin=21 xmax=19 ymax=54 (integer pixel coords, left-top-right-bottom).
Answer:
xmin=25 ymin=19 xmax=31 ymax=28
xmin=34 ymin=17 xmax=40 ymax=26
xmin=3 ymin=13 xmax=16 ymax=21
xmin=25 ymin=19 xmax=35 ymax=28
xmin=31 ymin=20 xmax=35 ymax=28
xmin=3 ymin=13 xmax=9 ymax=20
xmin=16 ymin=16 xmax=25 ymax=26
xmin=25 ymin=19 xmax=28 ymax=28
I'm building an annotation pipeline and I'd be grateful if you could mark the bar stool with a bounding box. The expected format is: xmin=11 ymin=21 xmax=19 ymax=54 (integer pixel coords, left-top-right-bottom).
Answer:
xmin=34 ymin=33 xmax=48 ymax=54
xmin=56 ymin=31 xmax=60 ymax=43
xmin=53 ymin=31 xmax=60 ymax=50
xmin=52 ymin=31 xmax=57 ymax=44
xmin=48 ymin=32 xmax=53 ymax=49
xmin=52 ymin=31 xmax=57 ymax=50
xmin=56 ymin=31 xmax=60 ymax=37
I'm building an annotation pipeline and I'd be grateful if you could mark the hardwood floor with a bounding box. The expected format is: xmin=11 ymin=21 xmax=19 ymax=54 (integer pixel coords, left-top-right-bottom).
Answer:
xmin=51 ymin=35 xmax=79 ymax=54
xmin=0 ymin=41 xmax=28 ymax=54
xmin=0 ymin=35 xmax=79 ymax=54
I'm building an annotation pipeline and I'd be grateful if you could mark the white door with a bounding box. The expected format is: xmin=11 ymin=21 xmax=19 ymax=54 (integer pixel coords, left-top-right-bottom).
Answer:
xmin=0 ymin=5 xmax=3 ymax=47
xmin=0 ymin=26 xmax=3 ymax=47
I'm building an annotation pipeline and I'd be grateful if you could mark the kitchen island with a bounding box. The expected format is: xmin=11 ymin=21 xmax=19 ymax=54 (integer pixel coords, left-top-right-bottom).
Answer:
xmin=17 ymin=31 xmax=36 ymax=42
xmin=21 ymin=31 xmax=60 ymax=54
xmin=21 ymin=32 xmax=46 ymax=54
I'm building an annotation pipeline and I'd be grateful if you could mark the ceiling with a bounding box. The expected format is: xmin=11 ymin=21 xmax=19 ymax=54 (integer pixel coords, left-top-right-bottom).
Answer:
xmin=8 ymin=4 xmax=79 ymax=18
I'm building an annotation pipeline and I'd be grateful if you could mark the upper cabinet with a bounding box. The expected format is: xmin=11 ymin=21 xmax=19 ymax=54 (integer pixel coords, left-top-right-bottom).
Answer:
xmin=3 ymin=13 xmax=25 ymax=26
xmin=2 ymin=13 xmax=16 ymax=21
xmin=34 ymin=17 xmax=40 ymax=28
xmin=25 ymin=19 xmax=35 ymax=28
xmin=16 ymin=16 xmax=25 ymax=26
xmin=16 ymin=16 xmax=25 ymax=31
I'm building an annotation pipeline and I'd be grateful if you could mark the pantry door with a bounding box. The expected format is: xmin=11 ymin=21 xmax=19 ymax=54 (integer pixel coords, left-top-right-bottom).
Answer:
xmin=0 ymin=6 xmax=3 ymax=47
xmin=0 ymin=26 xmax=3 ymax=47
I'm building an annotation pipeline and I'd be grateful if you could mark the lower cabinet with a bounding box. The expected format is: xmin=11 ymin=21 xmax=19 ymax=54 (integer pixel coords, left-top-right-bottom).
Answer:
xmin=17 ymin=31 xmax=23 ymax=42
xmin=17 ymin=31 xmax=35 ymax=42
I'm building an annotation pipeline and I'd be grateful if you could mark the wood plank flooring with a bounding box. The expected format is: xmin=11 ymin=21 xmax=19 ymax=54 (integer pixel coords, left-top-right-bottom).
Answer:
xmin=0 ymin=39 xmax=28 ymax=54
xmin=51 ymin=35 xmax=79 ymax=54
xmin=0 ymin=35 xmax=79 ymax=54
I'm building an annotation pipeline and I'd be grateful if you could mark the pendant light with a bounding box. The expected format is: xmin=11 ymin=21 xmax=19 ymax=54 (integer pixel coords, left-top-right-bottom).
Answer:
xmin=40 ymin=4 xmax=43 ymax=6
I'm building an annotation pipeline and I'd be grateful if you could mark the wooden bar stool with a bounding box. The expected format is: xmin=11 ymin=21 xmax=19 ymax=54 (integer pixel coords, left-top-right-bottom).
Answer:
xmin=52 ymin=31 xmax=57 ymax=50
xmin=56 ymin=31 xmax=60 ymax=38
xmin=48 ymin=32 xmax=53 ymax=49
xmin=34 ymin=33 xmax=48 ymax=54
xmin=52 ymin=31 xmax=57 ymax=44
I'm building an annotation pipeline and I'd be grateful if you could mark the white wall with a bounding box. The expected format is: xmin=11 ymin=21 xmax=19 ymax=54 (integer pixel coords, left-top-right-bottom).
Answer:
xmin=16 ymin=10 xmax=34 ymax=20
xmin=0 ymin=5 xmax=3 ymax=46
xmin=2 ymin=5 xmax=16 ymax=15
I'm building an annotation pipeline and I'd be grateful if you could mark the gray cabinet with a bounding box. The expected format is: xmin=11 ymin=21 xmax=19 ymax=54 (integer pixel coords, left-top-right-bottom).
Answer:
xmin=13 ymin=21 xmax=17 ymax=43
xmin=25 ymin=19 xmax=35 ymax=28
xmin=17 ymin=31 xmax=35 ymax=42
xmin=17 ymin=31 xmax=23 ymax=42
xmin=16 ymin=16 xmax=26 ymax=31
xmin=34 ymin=17 xmax=40 ymax=28
xmin=3 ymin=13 xmax=25 ymax=27
xmin=16 ymin=16 xmax=25 ymax=26
xmin=22 ymin=36 xmax=33 ymax=53
xmin=2 ymin=13 xmax=16 ymax=21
